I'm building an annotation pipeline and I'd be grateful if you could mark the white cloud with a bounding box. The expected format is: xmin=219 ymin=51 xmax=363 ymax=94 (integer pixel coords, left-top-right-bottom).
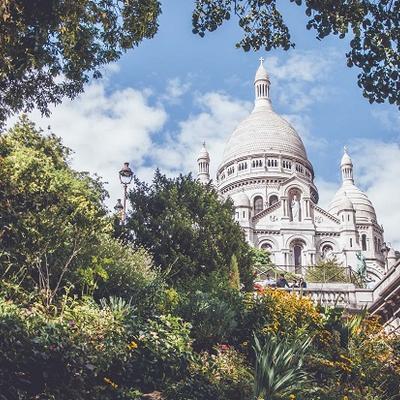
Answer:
xmin=266 ymin=51 xmax=336 ymax=83
xmin=12 ymin=81 xmax=167 ymax=211
xmin=317 ymin=140 xmax=400 ymax=250
xmin=265 ymin=50 xmax=338 ymax=114
xmin=162 ymin=77 xmax=191 ymax=103
xmin=150 ymin=91 xmax=252 ymax=178
xmin=371 ymin=109 xmax=400 ymax=133
xmin=315 ymin=178 xmax=339 ymax=210
xmin=6 ymin=77 xmax=251 ymax=211
xmin=352 ymin=140 xmax=400 ymax=249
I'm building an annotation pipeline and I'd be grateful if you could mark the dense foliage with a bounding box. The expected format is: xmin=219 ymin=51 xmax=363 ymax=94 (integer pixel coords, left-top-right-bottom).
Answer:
xmin=193 ymin=0 xmax=400 ymax=107
xmin=0 ymin=0 xmax=161 ymax=126
xmin=125 ymin=171 xmax=253 ymax=286
xmin=0 ymin=118 xmax=160 ymax=309
xmin=1 ymin=119 xmax=399 ymax=400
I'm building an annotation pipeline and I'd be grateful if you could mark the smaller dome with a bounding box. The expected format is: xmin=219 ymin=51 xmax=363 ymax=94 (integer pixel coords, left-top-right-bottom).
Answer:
xmin=340 ymin=193 xmax=354 ymax=211
xmin=197 ymin=142 xmax=210 ymax=161
xmin=341 ymin=146 xmax=352 ymax=166
xmin=255 ymin=58 xmax=269 ymax=81
xmin=234 ymin=192 xmax=250 ymax=208
xmin=329 ymin=183 xmax=376 ymax=222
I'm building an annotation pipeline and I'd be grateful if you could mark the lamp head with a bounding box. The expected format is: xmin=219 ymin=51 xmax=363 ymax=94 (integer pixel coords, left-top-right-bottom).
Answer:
xmin=119 ymin=162 xmax=133 ymax=185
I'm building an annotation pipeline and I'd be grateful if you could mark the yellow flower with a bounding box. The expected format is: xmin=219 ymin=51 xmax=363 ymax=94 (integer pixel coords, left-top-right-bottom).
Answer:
xmin=289 ymin=395 xmax=296 ymax=400
xmin=128 ymin=340 xmax=138 ymax=350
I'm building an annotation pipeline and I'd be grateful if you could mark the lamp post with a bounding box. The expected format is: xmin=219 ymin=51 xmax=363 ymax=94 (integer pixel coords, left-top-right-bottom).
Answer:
xmin=381 ymin=242 xmax=390 ymax=273
xmin=117 ymin=162 xmax=133 ymax=223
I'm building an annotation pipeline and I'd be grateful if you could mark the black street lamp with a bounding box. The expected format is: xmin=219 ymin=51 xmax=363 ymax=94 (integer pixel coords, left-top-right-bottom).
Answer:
xmin=117 ymin=162 xmax=133 ymax=223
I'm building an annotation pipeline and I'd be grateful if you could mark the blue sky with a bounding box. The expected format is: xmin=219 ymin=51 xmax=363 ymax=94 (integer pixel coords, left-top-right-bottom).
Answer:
xmin=11 ymin=0 xmax=400 ymax=246
xmin=114 ymin=0 xmax=398 ymax=177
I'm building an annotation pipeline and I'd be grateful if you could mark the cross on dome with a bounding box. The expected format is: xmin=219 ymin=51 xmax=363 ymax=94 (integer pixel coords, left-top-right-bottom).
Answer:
xmin=259 ymin=57 xmax=265 ymax=65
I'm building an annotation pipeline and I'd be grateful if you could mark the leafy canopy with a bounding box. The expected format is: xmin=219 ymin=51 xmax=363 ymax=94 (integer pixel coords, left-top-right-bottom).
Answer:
xmin=125 ymin=170 xmax=253 ymax=286
xmin=0 ymin=116 xmax=109 ymax=301
xmin=0 ymin=0 xmax=161 ymax=126
xmin=192 ymin=0 xmax=400 ymax=107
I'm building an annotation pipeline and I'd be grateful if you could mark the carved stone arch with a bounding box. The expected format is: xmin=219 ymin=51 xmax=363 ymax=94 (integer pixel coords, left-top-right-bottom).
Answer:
xmin=318 ymin=238 xmax=339 ymax=259
xmin=287 ymin=237 xmax=308 ymax=273
xmin=367 ymin=267 xmax=383 ymax=282
xmin=268 ymin=193 xmax=279 ymax=206
xmin=285 ymin=186 xmax=303 ymax=222
xmin=283 ymin=183 xmax=306 ymax=197
xmin=258 ymin=236 xmax=279 ymax=251
xmin=285 ymin=234 xmax=312 ymax=249
xmin=258 ymin=237 xmax=278 ymax=263
xmin=251 ymin=192 xmax=264 ymax=214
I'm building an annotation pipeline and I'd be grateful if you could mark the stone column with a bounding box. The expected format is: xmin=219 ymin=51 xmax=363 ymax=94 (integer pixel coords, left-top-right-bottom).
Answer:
xmin=281 ymin=197 xmax=290 ymax=220
xmin=303 ymin=197 xmax=312 ymax=221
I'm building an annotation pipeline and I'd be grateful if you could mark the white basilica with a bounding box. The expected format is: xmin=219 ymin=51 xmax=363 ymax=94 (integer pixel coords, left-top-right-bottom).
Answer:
xmin=196 ymin=59 xmax=395 ymax=283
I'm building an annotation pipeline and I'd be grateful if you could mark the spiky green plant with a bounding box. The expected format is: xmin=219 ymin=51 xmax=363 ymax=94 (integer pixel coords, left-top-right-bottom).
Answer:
xmin=253 ymin=333 xmax=312 ymax=400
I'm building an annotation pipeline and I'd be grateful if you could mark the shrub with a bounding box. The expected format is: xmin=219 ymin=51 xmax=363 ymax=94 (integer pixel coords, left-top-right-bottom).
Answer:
xmin=175 ymin=272 xmax=243 ymax=350
xmin=87 ymin=235 xmax=163 ymax=317
xmin=127 ymin=314 xmax=193 ymax=392
xmin=0 ymin=294 xmax=132 ymax=400
xmin=237 ymin=289 xmax=322 ymax=352
xmin=165 ymin=345 xmax=253 ymax=400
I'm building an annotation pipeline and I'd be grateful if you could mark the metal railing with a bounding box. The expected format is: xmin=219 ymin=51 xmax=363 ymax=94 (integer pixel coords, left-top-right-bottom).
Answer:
xmin=254 ymin=264 xmax=363 ymax=286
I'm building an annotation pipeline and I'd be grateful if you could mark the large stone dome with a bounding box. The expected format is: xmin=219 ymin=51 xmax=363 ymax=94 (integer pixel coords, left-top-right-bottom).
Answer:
xmin=221 ymin=101 xmax=308 ymax=164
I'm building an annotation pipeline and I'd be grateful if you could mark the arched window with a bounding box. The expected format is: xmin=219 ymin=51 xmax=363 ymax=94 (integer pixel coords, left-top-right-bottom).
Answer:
xmin=321 ymin=244 xmax=333 ymax=259
xmin=261 ymin=242 xmax=272 ymax=251
xmin=361 ymin=234 xmax=367 ymax=251
xmin=374 ymin=237 xmax=378 ymax=252
xmin=254 ymin=196 xmax=263 ymax=214
xmin=269 ymin=195 xmax=279 ymax=206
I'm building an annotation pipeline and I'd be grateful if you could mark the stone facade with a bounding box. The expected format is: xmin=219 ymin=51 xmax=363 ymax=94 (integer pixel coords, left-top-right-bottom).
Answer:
xmin=197 ymin=59 xmax=390 ymax=283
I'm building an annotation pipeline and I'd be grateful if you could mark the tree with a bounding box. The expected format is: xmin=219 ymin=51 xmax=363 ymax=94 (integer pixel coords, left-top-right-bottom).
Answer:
xmin=0 ymin=116 xmax=109 ymax=304
xmin=192 ymin=0 xmax=400 ymax=107
xmin=229 ymin=254 xmax=241 ymax=290
xmin=0 ymin=0 xmax=161 ymax=127
xmin=125 ymin=170 xmax=253 ymax=286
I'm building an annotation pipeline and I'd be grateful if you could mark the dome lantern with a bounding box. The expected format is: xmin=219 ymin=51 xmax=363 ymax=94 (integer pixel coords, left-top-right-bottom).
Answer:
xmin=197 ymin=141 xmax=210 ymax=184
xmin=341 ymin=146 xmax=354 ymax=184
xmin=254 ymin=57 xmax=271 ymax=108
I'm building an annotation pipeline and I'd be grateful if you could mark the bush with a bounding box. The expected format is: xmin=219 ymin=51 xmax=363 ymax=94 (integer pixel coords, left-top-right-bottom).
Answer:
xmin=0 ymin=294 xmax=132 ymax=400
xmin=86 ymin=235 xmax=163 ymax=317
xmin=124 ymin=314 xmax=193 ymax=393
xmin=237 ymin=289 xmax=322 ymax=353
xmin=175 ymin=272 xmax=243 ymax=350
xmin=0 ymin=291 xmax=196 ymax=399
xmin=165 ymin=345 xmax=253 ymax=400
